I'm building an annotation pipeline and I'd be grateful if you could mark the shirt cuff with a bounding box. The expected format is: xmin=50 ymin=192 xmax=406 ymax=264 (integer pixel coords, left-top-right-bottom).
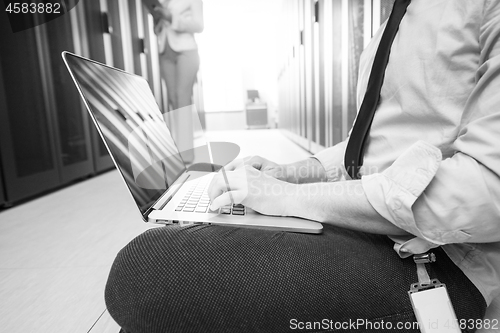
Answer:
xmin=389 ymin=235 xmax=441 ymax=258
xmin=362 ymin=140 xmax=443 ymax=251
xmin=311 ymin=141 xmax=348 ymax=182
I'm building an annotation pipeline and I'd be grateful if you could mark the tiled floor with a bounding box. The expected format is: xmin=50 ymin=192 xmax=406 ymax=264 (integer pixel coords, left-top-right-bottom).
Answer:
xmin=0 ymin=168 xmax=147 ymax=333
xmin=0 ymin=130 xmax=311 ymax=333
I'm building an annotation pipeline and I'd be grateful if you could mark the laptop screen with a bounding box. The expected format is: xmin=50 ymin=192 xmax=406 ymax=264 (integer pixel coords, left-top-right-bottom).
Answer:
xmin=63 ymin=52 xmax=186 ymax=216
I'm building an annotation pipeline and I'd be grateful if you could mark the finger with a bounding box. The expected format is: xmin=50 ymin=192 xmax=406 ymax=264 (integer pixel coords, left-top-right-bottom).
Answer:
xmin=224 ymin=158 xmax=243 ymax=171
xmin=210 ymin=190 xmax=247 ymax=211
xmin=207 ymin=173 xmax=226 ymax=201
xmin=209 ymin=167 xmax=250 ymax=199
xmin=244 ymin=156 xmax=263 ymax=169
xmin=262 ymin=168 xmax=279 ymax=177
xmin=208 ymin=168 xmax=238 ymax=198
xmin=209 ymin=192 xmax=233 ymax=210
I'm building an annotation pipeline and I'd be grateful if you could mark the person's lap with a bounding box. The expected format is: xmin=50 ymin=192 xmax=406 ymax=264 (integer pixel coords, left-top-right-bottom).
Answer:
xmin=105 ymin=223 xmax=486 ymax=333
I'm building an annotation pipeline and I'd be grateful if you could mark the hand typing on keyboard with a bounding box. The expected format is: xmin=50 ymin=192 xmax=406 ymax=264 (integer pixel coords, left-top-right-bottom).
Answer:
xmin=207 ymin=164 xmax=293 ymax=217
xmin=174 ymin=178 xmax=247 ymax=216
xmin=223 ymin=155 xmax=289 ymax=181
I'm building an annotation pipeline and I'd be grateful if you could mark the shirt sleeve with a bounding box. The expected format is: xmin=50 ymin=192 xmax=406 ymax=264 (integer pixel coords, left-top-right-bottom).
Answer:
xmin=362 ymin=1 xmax=500 ymax=250
xmin=311 ymin=140 xmax=348 ymax=182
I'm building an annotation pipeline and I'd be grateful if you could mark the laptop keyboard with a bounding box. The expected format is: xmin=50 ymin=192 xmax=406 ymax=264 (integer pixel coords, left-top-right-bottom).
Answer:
xmin=174 ymin=178 xmax=246 ymax=215
xmin=219 ymin=203 xmax=245 ymax=215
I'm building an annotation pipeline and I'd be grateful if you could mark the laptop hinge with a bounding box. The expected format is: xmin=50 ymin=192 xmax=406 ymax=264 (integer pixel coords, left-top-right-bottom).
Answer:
xmin=151 ymin=173 xmax=190 ymax=211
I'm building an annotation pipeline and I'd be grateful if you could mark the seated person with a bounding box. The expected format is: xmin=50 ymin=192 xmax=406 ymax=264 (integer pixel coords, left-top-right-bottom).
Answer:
xmin=104 ymin=1 xmax=500 ymax=332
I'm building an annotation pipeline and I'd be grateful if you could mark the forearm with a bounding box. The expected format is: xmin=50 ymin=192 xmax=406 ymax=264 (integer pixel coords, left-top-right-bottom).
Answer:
xmin=282 ymin=158 xmax=327 ymax=184
xmin=175 ymin=19 xmax=203 ymax=33
xmin=282 ymin=180 xmax=410 ymax=237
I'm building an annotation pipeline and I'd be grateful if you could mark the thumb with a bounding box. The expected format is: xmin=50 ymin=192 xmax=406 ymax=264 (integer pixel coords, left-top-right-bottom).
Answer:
xmin=209 ymin=192 xmax=233 ymax=211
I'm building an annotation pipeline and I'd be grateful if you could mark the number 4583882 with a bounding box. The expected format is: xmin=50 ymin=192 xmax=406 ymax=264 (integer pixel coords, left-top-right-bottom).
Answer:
xmin=5 ymin=2 xmax=61 ymax=14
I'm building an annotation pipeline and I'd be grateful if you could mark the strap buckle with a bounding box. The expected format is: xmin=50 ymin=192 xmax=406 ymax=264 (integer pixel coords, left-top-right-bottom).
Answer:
xmin=413 ymin=252 xmax=436 ymax=264
xmin=413 ymin=252 xmax=436 ymax=287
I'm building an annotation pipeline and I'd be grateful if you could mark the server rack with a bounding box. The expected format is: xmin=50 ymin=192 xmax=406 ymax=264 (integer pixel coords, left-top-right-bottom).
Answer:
xmin=278 ymin=0 xmax=391 ymax=154
xmin=40 ymin=8 xmax=95 ymax=184
xmin=0 ymin=157 xmax=7 ymax=207
xmin=0 ymin=17 xmax=62 ymax=203
xmin=0 ymin=0 xmax=165 ymax=206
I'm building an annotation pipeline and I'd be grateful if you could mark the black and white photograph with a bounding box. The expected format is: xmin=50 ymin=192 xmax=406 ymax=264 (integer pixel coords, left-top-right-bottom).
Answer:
xmin=0 ymin=0 xmax=499 ymax=332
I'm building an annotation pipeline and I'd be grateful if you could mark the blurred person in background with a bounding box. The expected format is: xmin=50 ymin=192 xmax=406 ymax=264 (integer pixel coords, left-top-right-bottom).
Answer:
xmin=153 ymin=0 xmax=204 ymax=162
xmin=154 ymin=0 xmax=203 ymax=110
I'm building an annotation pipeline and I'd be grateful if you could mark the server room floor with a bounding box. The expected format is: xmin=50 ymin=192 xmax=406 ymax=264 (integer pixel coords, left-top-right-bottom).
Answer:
xmin=0 ymin=129 xmax=311 ymax=333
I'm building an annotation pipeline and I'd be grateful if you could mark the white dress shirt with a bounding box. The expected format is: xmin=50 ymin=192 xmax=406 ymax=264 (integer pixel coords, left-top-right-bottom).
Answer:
xmin=313 ymin=0 xmax=500 ymax=323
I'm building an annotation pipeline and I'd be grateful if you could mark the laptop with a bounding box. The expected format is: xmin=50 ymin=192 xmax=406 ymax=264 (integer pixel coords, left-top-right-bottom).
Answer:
xmin=62 ymin=52 xmax=322 ymax=234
